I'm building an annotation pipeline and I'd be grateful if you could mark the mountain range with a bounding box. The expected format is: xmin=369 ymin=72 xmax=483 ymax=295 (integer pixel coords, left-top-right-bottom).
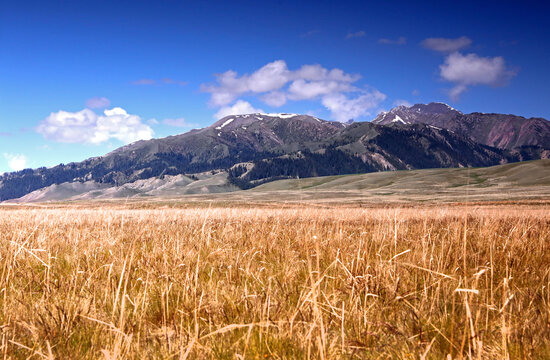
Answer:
xmin=373 ymin=102 xmax=550 ymax=149
xmin=1 ymin=103 xmax=549 ymax=202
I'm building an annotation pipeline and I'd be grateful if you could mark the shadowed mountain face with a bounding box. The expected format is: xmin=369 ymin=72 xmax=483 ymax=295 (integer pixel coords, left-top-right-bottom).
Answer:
xmin=372 ymin=102 xmax=550 ymax=149
xmin=1 ymin=107 xmax=549 ymax=201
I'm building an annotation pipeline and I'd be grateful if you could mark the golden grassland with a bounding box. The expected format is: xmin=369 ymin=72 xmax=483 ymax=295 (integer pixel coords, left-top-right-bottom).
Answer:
xmin=1 ymin=204 xmax=549 ymax=359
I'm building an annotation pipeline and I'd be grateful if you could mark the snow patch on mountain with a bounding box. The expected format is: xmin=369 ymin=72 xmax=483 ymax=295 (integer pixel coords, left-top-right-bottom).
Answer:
xmin=258 ymin=113 xmax=298 ymax=119
xmin=216 ymin=118 xmax=234 ymax=130
xmin=433 ymin=102 xmax=462 ymax=113
xmin=392 ymin=115 xmax=408 ymax=124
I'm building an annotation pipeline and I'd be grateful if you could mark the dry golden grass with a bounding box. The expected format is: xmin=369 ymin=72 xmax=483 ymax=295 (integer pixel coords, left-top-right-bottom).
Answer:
xmin=0 ymin=204 xmax=549 ymax=358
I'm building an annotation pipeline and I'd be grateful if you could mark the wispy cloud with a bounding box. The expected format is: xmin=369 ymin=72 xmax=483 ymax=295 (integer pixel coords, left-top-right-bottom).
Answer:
xmin=421 ymin=36 xmax=472 ymax=53
xmin=131 ymin=78 xmax=188 ymax=86
xmin=85 ymin=96 xmax=111 ymax=109
xmin=131 ymin=79 xmax=156 ymax=85
xmin=378 ymin=36 xmax=407 ymax=45
xmin=346 ymin=31 xmax=366 ymax=39
xmin=499 ymin=40 xmax=519 ymax=47
xmin=0 ymin=132 xmax=12 ymax=137
xmin=393 ymin=99 xmax=412 ymax=107
xmin=159 ymin=78 xmax=188 ymax=85
xmin=162 ymin=117 xmax=197 ymax=128
xmin=301 ymin=30 xmax=321 ymax=38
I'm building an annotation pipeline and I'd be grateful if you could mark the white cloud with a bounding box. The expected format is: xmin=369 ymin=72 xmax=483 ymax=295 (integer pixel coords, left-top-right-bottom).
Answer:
xmin=261 ymin=91 xmax=287 ymax=107
xmin=214 ymin=100 xmax=264 ymax=119
xmin=202 ymin=70 xmax=251 ymax=107
xmin=393 ymin=99 xmax=413 ymax=107
xmin=439 ymin=52 xmax=516 ymax=100
xmin=378 ymin=37 xmax=407 ymax=45
xmin=247 ymin=60 xmax=291 ymax=93
xmin=201 ymin=60 xmax=361 ymax=107
xmin=448 ymin=84 xmax=468 ymax=101
xmin=147 ymin=118 xmax=159 ymax=125
xmin=85 ymin=97 xmax=111 ymax=109
xmin=162 ymin=118 xmax=192 ymax=127
xmin=201 ymin=61 xmax=291 ymax=106
xmin=3 ymin=153 xmax=28 ymax=171
xmin=36 ymin=107 xmax=154 ymax=145
xmin=321 ymin=91 xmax=386 ymax=122
xmin=346 ymin=31 xmax=366 ymax=39
xmin=202 ymin=60 xmax=381 ymax=122
xmin=294 ymin=64 xmax=360 ymax=82
xmin=288 ymin=79 xmax=356 ymax=101
xmin=421 ymin=36 xmax=472 ymax=53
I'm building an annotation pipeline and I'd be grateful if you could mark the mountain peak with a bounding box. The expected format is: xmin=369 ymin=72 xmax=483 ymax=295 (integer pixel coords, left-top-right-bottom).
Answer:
xmin=371 ymin=102 xmax=550 ymax=150
xmin=210 ymin=113 xmax=329 ymax=131
xmin=372 ymin=102 xmax=462 ymax=124
xmin=422 ymin=102 xmax=462 ymax=114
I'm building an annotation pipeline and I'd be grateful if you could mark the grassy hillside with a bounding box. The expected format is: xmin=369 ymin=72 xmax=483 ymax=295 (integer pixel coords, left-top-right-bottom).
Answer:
xmin=245 ymin=159 xmax=550 ymax=204
xmin=6 ymin=160 xmax=550 ymax=205
xmin=255 ymin=159 xmax=550 ymax=190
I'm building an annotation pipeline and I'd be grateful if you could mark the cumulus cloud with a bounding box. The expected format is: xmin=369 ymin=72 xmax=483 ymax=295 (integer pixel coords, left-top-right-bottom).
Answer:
xmin=36 ymin=107 xmax=154 ymax=145
xmin=201 ymin=60 xmax=361 ymax=107
xmin=294 ymin=64 xmax=360 ymax=83
xmin=202 ymin=60 xmax=381 ymax=121
xmin=346 ymin=31 xmax=366 ymax=39
xmin=421 ymin=36 xmax=472 ymax=53
xmin=247 ymin=61 xmax=290 ymax=93
xmin=214 ymin=100 xmax=264 ymax=119
xmin=201 ymin=61 xmax=289 ymax=106
xmin=3 ymin=153 xmax=28 ymax=171
xmin=439 ymin=52 xmax=516 ymax=100
xmin=378 ymin=37 xmax=407 ymax=45
xmin=261 ymin=91 xmax=287 ymax=107
xmin=288 ymin=79 xmax=356 ymax=101
xmin=322 ymin=90 xmax=386 ymax=122
xmin=85 ymin=96 xmax=111 ymax=109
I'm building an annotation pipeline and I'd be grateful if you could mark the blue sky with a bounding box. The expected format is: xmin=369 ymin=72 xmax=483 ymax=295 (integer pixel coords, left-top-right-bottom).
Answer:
xmin=1 ymin=0 xmax=549 ymax=173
